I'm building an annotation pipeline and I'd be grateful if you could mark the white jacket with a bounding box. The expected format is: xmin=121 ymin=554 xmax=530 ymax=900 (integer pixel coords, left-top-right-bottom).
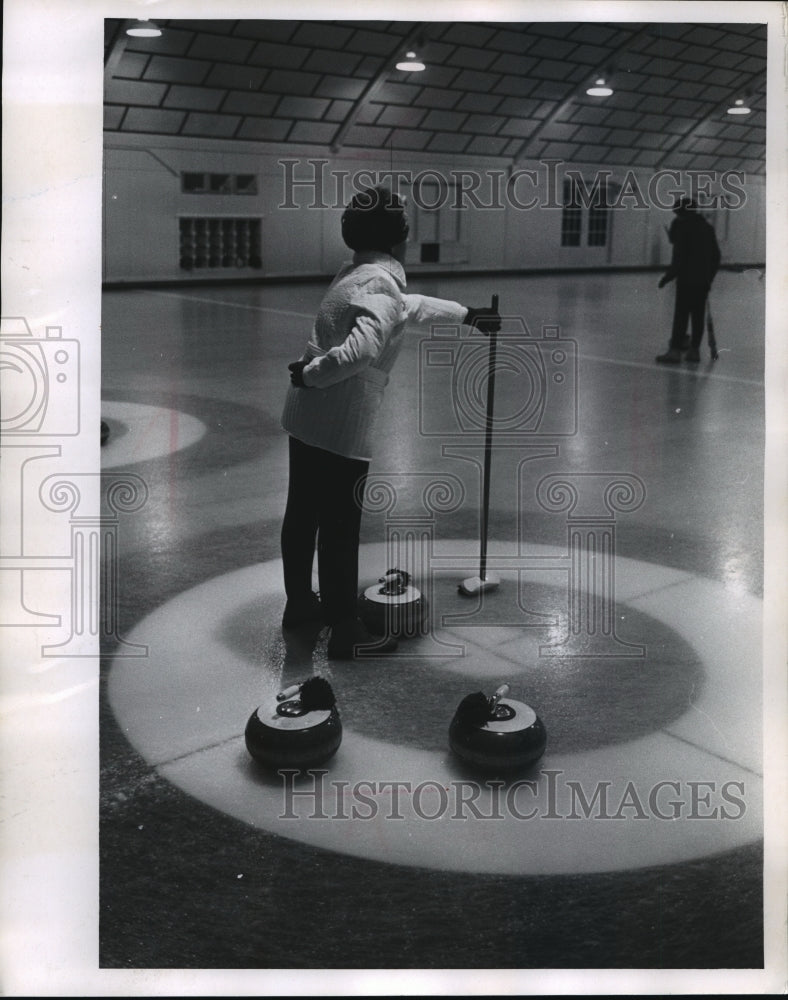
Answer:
xmin=281 ymin=252 xmax=467 ymax=460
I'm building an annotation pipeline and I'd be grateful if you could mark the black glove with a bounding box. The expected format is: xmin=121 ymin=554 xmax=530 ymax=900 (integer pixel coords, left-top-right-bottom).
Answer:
xmin=288 ymin=361 xmax=310 ymax=388
xmin=465 ymin=306 xmax=501 ymax=333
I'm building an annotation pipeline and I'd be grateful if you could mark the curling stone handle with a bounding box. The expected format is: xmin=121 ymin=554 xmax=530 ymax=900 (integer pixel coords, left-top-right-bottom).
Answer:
xmin=276 ymin=683 xmax=301 ymax=702
xmin=378 ymin=568 xmax=409 ymax=596
xmin=489 ymin=684 xmax=510 ymax=710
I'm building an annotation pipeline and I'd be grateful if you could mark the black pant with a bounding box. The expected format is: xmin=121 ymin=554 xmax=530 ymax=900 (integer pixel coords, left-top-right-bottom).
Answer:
xmin=670 ymin=281 xmax=709 ymax=350
xmin=281 ymin=436 xmax=369 ymax=626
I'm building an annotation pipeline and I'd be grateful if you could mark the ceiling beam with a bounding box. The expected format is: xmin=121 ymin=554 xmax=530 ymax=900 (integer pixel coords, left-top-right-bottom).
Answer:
xmin=653 ymin=70 xmax=765 ymax=169
xmin=330 ymin=24 xmax=424 ymax=155
xmin=511 ymin=23 xmax=656 ymax=165
xmin=104 ymin=20 xmax=131 ymax=84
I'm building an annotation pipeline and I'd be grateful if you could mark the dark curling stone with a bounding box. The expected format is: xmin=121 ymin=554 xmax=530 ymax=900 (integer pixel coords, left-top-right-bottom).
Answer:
xmin=358 ymin=568 xmax=428 ymax=638
xmin=245 ymin=676 xmax=342 ymax=770
xmin=100 ymin=420 xmax=110 ymax=446
xmin=449 ymin=684 xmax=547 ymax=772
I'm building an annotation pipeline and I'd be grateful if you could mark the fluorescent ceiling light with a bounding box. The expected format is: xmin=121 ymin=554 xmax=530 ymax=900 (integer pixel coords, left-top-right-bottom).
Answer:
xmin=126 ymin=19 xmax=162 ymax=37
xmin=396 ymin=51 xmax=425 ymax=72
xmin=586 ymin=78 xmax=613 ymax=97
xmin=727 ymin=98 xmax=751 ymax=115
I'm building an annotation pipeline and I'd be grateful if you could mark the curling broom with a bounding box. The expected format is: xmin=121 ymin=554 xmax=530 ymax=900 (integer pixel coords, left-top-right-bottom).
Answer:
xmin=460 ymin=294 xmax=502 ymax=597
xmin=706 ymin=300 xmax=719 ymax=361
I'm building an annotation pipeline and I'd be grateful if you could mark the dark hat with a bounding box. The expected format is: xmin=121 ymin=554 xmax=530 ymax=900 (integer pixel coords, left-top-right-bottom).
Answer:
xmin=341 ymin=186 xmax=410 ymax=253
xmin=672 ymin=196 xmax=697 ymax=212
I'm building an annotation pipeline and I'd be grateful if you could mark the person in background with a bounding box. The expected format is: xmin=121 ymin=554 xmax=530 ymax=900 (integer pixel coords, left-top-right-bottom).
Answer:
xmin=280 ymin=185 xmax=500 ymax=660
xmin=656 ymin=196 xmax=721 ymax=364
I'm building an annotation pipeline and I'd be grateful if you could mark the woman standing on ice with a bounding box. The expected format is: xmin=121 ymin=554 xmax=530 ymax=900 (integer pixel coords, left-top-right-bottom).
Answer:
xmin=280 ymin=185 xmax=500 ymax=659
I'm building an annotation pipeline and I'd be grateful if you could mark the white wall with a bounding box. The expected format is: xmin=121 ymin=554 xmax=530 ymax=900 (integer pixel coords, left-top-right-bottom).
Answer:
xmin=103 ymin=133 xmax=766 ymax=284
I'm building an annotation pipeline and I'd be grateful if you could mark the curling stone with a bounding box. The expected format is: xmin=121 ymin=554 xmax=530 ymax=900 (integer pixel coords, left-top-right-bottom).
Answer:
xmin=101 ymin=420 xmax=110 ymax=446
xmin=449 ymin=684 xmax=546 ymax=772
xmin=358 ymin=568 xmax=428 ymax=638
xmin=245 ymin=676 xmax=342 ymax=770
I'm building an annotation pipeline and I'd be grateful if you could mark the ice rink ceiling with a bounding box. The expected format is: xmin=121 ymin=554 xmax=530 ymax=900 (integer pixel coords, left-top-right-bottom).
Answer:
xmin=104 ymin=19 xmax=766 ymax=173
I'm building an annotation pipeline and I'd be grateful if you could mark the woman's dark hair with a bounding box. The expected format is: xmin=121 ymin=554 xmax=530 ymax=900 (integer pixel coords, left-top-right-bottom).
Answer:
xmin=341 ymin=186 xmax=409 ymax=253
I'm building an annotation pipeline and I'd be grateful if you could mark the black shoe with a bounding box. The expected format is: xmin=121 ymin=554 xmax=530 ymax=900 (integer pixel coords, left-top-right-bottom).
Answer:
xmin=684 ymin=347 xmax=700 ymax=363
xmin=282 ymin=592 xmax=324 ymax=629
xmin=327 ymin=618 xmax=398 ymax=660
xmin=656 ymin=349 xmax=682 ymax=364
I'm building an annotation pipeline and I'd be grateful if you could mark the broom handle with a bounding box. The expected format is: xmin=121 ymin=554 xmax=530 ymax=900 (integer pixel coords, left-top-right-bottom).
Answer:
xmin=479 ymin=294 xmax=498 ymax=582
xmin=706 ymin=298 xmax=717 ymax=352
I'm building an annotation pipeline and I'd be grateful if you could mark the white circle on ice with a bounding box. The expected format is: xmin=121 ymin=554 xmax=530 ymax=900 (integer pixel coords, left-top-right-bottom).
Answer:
xmin=100 ymin=400 xmax=207 ymax=469
xmin=108 ymin=540 xmax=762 ymax=875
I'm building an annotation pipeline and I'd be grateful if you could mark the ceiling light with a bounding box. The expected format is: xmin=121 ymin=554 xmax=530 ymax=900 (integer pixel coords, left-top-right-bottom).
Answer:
xmin=396 ymin=51 xmax=425 ymax=72
xmin=727 ymin=98 xmax=751 ymax=115
xmin=126 ymin=19 xmax=162 ymax=38
xmin=586 ymin=77 xmax=613 ymax=97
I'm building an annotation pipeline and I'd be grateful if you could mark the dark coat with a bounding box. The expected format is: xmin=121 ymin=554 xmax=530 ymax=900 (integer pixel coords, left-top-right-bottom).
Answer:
xmin=662 ymin=210 xmax=721 ymax=288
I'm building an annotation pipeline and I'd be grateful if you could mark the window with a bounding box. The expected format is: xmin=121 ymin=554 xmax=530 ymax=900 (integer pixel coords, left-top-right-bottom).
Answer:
xmin=561 ymin=178 xmax=582 ymax=247
xmin=587 ymin=180 xmax=609 ymax=247
xmin=181 ymin=172 xmax=258 ymax=196
xmin=561 ymin=177 xmax=609 ymax=248
xmin=234 ymin=175 xmax=257 ymax=195
xmin=182 ymin=172 xmax=209 ymax=194
xmin=208 ymin=174 xmax=233 ymax=194
xmin=410 ymin=181 xmax=460 ymax=260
